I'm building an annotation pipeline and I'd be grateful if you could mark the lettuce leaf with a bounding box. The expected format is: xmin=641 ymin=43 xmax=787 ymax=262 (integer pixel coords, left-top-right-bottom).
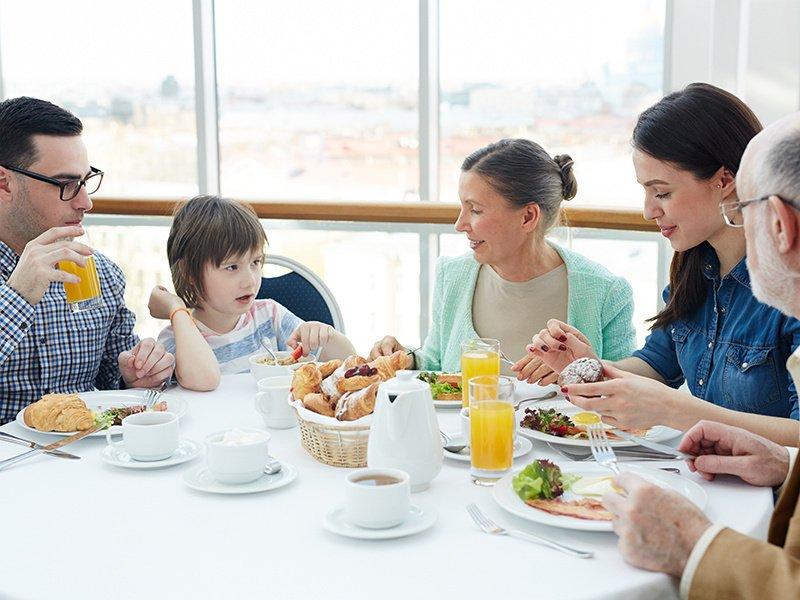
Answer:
xmin=512 ymin=459 xmax=580 ymax=501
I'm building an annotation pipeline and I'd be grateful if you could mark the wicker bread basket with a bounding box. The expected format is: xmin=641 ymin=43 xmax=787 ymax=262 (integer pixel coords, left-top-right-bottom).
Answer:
xmin=294 ymin=407 xmax=370 ymax=468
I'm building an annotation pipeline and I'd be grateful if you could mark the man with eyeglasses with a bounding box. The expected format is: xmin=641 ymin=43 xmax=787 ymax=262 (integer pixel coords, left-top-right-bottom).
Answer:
xmin=0 ymin=96 xmax=174 ymax=425
xmin=602 ymin=112 xmax=800 ymax=599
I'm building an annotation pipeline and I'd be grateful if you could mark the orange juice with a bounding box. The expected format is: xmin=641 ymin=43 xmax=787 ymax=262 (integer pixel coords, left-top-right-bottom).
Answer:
xmin=59 ymin=255 xmax=102 ymax=309
xmin=461 ymin=350 xmax=500 ymax=407
xmin=470 ymin=400 xmax=515 ymax=471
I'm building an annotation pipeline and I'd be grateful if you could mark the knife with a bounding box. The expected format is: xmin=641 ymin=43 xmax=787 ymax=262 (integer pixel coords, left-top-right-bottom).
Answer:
xmin=609 ymin=428 xmax=690 ymax=459
xmin=0 ymin=431 xmax=80 ymax=459
xmin=0 ymin=422 xmax=103 ymax=471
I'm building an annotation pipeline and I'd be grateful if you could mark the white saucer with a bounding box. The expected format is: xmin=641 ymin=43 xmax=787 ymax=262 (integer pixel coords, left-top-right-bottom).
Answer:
xmin=182 ymin=461 xmax=297 ymax=494
xmin=442 ymin=434 xmax=533 ymax=462
xmin=101 ymin=438 xmax=202 ymax=469
xmin=323 ymin=505 xmax=437 ymax=540
xmin=433 ymin=399 xmax=463 ymax=409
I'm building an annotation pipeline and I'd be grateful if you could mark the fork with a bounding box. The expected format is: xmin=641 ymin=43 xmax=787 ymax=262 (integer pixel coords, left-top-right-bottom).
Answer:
xmin=588 ymin=424 xmax=620 ymax=475
xmin=466 ymin=503 xmax=593 ymax=559
xmin=512 ymin=390 xmax=558 ymax=410
xmin=143 ymin=379 xmax=167 ymax=410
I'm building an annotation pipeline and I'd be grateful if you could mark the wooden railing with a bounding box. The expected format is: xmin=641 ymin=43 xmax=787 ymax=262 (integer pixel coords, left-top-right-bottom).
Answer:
xmin=91 ymin=198 xmax=658 ymax=232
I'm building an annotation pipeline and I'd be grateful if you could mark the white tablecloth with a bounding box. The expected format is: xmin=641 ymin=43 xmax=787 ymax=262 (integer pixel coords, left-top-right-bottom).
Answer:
xmin=1 ymin=375 xmax=773 ymax=600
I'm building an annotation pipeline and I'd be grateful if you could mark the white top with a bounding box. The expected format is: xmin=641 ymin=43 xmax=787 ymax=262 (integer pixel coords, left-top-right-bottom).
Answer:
xmin=157 ymin=299 xmax=302 ymax=375
xmin=0 ymin=375 xmax=773 ymax=600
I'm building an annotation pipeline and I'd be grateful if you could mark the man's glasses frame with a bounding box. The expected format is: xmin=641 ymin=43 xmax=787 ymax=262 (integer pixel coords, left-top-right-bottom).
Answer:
xmin=720 ymin=195 xmax=800 ymax=228
xmin=0 ymin=164 xmax=104 ymax=201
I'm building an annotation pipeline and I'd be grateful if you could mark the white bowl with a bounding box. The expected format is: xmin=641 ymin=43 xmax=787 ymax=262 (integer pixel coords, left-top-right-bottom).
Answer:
xmin=249 ymin=351 xmax=313 ymax=381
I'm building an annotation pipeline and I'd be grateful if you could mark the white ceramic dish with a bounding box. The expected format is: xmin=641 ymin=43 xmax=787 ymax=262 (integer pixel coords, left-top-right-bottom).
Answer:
xmin=323 ymin=505 xmax=437 ymax=540
xmin=493 ymin=463 xmax=707 ymax=532
xmin=516 ymin=398 xmax=682 ymax=448
xmin=442 ymin=433 xmax=533 ymax=462
xmin=16 ymin=391 xmax=188 ymax=438
xmin=249 ymin=351 xmax=314 ymax=381
xmin=182 ymin=461 xmax=297 ymax=494
xmin=101 ymin=438 xmax=201 ymax=469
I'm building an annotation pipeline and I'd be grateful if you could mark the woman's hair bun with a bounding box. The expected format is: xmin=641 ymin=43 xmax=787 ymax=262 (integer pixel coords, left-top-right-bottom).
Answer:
xmin=553 ymin=154 xmax=578 ymax=201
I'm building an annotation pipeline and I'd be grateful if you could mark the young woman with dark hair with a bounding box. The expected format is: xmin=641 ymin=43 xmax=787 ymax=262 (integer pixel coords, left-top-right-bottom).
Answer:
xmin=531 ymin=83 xmax=800 ymax=445
xmin=369 ymin=138 xmax=636 ymax=381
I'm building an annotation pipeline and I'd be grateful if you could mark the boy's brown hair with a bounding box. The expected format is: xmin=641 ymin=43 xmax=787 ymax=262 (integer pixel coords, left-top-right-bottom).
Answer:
xmin=167 ymin=195 xmax=267 ymax=308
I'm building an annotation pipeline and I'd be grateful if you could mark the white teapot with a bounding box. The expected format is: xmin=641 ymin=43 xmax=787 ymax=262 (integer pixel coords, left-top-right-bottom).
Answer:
xmin=367 ymin=370 xmax=443 ymax=492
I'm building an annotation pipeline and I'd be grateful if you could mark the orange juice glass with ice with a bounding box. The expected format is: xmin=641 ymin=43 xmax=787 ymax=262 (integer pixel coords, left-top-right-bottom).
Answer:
xmin=460 ymin=338 xmax=500 ymax=407
xmin=469 ymin=375 xmax=514 ymax=486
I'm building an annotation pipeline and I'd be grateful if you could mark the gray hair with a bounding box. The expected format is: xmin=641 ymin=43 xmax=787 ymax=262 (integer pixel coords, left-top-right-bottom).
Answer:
xmin=755 ymin=127 xmax=800 ymax=199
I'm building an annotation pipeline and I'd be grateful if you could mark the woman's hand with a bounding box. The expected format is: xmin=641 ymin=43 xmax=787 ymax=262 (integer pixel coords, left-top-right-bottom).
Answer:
xmin=529 ymin=319 xmax=598 ymax=374
xmin=287 ymin=321 xmax=335 ymax=355
xmin=148 ymin=285 xmax=186 ymax=320
xmin=561 ymin=363 xmax=674 ymax=430
xmin=510 ymin=353 xmax=559 ymax=385
xmin=368 ymin=335 xmax=405 ymax=360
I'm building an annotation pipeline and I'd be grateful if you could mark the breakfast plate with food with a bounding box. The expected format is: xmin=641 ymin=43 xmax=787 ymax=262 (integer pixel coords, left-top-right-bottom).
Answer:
xmin=15 ymin=391 xmax=188 ymax=438
xmin=416 ymin=372 xmax=463 ymax=408
xmin=516 ymin=398 xmax=681 ymax=448
xmin=493 ymin=459 xmax=707 ymax=532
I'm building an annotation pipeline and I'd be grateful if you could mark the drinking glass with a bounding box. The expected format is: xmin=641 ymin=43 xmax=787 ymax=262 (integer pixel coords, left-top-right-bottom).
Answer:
xmin=460 ymin=338 xmax=500 ymax=408
xmin=58 ymin=232 xmax=103 ymax=312
xmin=469 ymin=375 xmax=515 ymax=486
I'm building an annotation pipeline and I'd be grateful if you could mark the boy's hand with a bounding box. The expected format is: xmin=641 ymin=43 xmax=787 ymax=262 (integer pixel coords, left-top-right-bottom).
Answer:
xmin=148 ymin=285 xmax=186 ymax=320
xmin=287 ymin=322 xmax=335 ymax=355
xmin=118 ymin=338 xmax=175 ymax=388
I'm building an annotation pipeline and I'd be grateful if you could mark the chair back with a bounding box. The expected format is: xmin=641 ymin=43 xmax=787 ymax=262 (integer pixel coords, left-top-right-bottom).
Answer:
xmin=257 ymin=255 xmax=345 ymax=332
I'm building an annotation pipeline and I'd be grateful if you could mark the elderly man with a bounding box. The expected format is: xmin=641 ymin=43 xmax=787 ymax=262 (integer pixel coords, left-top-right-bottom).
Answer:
xmin=0 ymin=97 xmax=174 ymax=424
xmin=602 ymin=112 xmax=800 ymax=599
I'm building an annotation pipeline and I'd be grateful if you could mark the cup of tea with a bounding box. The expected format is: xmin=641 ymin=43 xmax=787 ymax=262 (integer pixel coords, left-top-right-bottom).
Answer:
xmin=344 ymin=468 xmax=410 ymax=529
xmin=256 ymin=375 xmax=296 ymax=429
xmin=105 ymin=411 xmax=179 ymax=461
xmin=205 ymin=428 xmax=270 ymax=484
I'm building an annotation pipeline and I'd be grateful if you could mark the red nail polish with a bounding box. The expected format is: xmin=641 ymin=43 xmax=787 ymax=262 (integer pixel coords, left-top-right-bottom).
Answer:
xmin=561 ymin=387 xmax=568 ymax=393
xmin=559 ymin=344 xmax=567 ymax=351
xmin=559 ymin=335 xmax=567 ymax=342
xmin=542 ymin=345 xmax=550 ymax=352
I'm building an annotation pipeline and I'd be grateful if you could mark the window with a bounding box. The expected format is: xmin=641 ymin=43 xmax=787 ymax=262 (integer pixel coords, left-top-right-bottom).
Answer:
xmin=0 ymin=1 xmax=198 ymax=198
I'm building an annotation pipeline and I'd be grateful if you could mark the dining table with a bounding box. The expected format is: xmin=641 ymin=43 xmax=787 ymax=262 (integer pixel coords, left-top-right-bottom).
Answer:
xmin=1 ymin=374 xmax=774 ymax=600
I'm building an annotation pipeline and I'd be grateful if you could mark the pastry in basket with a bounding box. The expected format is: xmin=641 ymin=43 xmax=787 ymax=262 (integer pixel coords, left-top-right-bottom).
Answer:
xmin=302 ymin=393 xmax=335 ymax=417
xmin=320 ymin=355 xmax=367 ymax=400
xmin=370 ymin=350 xmax=412 ymax=380
xmin=291 ymin=363 xmax=323 ymax=401
xmin=337 ymin=364 xmax=381 ymax=393
xmin=318 ymin=359 xmax=342 ymax=379
xmin=24 ymin=393 xmax=95 ymax=432
xmin=335 ymin=382 xmax=379 ymax=421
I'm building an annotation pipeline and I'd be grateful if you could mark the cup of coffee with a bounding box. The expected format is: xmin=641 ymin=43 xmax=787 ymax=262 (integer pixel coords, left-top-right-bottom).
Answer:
xmin=206 ymin=428 xmax=270 ymax=484
xmin=256 ymin=375 xmax=296 ymax=429
xmin=105 ymin=411 xmax=179 ymax=461
xmin=344 ymin=468 xmax=410 ymax=529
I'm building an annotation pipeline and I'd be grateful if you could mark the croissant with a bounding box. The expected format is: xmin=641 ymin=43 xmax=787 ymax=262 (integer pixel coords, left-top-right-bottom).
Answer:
xmin=370 ymin=350 xmax=412 ymax=381
xmin=24 ymin=394 xmax=95 ymax=432
xmin=337 ymin=373 xmax=381 ymax=394
xmin=302 ymin=393 xmax=335 ymax=417
xmin=291 ymin=363 xmax=322 ymax=401
xmin=343 ymin=355 xmax=367 ymax=370
xmin=318 ymin=359 xmax=342 ymax=379
xmin=335 ymin=383 xmax=379 ymax=421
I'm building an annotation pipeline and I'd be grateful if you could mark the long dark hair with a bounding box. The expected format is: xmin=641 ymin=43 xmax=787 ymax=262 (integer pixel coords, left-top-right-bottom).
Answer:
xmin=461 ymin=138 xmax=577 ymax=231
xmin=635 ymin=83 xmax=762 ymax=330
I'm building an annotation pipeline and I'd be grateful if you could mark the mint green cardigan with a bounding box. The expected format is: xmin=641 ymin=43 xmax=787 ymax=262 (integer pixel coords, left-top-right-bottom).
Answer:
xmin=415 ymin=244 xmax=636 ymax=371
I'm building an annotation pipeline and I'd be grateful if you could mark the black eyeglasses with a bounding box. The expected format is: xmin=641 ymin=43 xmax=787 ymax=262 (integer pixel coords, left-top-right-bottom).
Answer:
xmin=1 ymin=164 xmax=104 ymax=201
xmin=720 ymin=195 xmax=800 ymax=227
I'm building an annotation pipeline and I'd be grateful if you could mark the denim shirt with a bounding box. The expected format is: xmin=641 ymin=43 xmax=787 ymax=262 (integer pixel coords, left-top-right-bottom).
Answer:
xmin=633 ymin=245 xmax=800 ymax=419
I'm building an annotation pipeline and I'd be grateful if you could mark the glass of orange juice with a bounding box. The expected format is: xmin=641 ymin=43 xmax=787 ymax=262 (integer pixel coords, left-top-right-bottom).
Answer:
xmin=469 ymin=375 xmax=514 ymax=486
xmin=58 ymin=233 xmax=103 ymax=312
xmin=460 ymin=338 xmax=500 ymax=408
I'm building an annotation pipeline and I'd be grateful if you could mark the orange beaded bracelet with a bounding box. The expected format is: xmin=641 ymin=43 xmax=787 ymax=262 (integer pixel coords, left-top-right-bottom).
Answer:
xmin=169 ymin=306 xmax=195 ymax=324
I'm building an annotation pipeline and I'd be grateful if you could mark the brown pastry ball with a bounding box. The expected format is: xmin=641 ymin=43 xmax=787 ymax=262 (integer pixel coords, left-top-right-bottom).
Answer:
xmin=560 ymin=358 xmax=603 ymax=385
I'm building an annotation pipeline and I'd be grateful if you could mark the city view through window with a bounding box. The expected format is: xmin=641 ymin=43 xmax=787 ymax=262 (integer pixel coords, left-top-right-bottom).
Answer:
xmin=0 ymin=0 xmax=665 ymax=352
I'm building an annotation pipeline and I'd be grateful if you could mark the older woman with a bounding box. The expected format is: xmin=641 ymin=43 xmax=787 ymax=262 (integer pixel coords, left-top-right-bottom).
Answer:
xmin=369 ymin=138 xmax=636 ymax=379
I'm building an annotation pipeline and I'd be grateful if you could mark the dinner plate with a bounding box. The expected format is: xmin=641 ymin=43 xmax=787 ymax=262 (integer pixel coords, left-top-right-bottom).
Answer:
xmin=16 ymin=390 xmax=189 ymax=438
xmin=101 ymin=438 xmax=201 ymax=469
xmin=493 ymin=463 xmax=707 ymax=532
xmin=183 ymin=462 xmax=297 ymax=495
xmin=442 ymin=433 xmax=533 ymax=462
xmin=515 ymin=398 xmax=682 ymax=448
xmin=323 ymin=505 xmax=437 ymax=540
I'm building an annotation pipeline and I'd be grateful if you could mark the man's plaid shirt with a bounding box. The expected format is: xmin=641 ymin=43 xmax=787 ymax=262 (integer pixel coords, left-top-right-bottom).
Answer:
xmin=0 ymin=241 xmax=138 ymax=424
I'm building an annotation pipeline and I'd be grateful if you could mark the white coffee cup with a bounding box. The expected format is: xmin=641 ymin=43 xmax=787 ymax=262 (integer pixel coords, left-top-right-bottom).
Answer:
xmin=205 ymin=428 xmax=270 ymax=484
xmin=256 ymin=375 xmax=296 ymax=429
xmin=344 ymin=468 xmax=410 ymax=529
xmin=460 ymin=407 xmax=471 ymax=445
xmin=105 ymin=411 xmax=179 ymax=462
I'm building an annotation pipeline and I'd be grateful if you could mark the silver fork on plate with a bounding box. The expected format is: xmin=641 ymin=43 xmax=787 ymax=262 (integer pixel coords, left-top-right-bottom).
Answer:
xmin=588 ymin=424 xmax=620 ymax=475
xmin=466 ymin=503 xmax=594 ymax=559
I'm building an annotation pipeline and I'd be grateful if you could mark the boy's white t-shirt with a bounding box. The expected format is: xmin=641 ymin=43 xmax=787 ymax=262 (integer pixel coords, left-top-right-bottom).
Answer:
xmin=157 ymin=299 xmax=303 ymax=375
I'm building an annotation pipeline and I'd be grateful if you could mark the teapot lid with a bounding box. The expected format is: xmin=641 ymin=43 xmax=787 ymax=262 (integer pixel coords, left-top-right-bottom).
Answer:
xmin=382 ymin=370 xmax=428 ymax=395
